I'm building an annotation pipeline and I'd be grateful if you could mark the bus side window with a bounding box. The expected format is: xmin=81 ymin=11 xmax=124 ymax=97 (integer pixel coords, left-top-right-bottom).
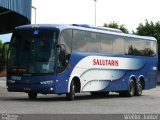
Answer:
xmin=112 ymin=36 xmax=125 ymax=54
xmin=60 ymin=29 xmax=72 ymax=56
xmin=100 ymin=34 xmax=113 ymax=54
xmin=150 ymin=41 xmax=157 ymax=56
xmin=145 ymin=40 xmax=152 ymax=56
xmin=134 ymin=39 xmax=145 ymax=56
xmin=57 ymin=29 xmax=72 ymax=73
xmin=72 ymin=30 xmax=87 ymax=52
xmin=125 ymin=37 xmax=135 ymax=55
xmin=87 ymin=32 xmax=101 ymax=53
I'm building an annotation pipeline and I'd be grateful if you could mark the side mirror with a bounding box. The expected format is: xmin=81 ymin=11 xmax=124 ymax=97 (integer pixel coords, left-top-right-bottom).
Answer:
xmin=57 ymin=44 xmax=66 ymax=66
xmin=59 ymin=50 xmax=66 ymax=65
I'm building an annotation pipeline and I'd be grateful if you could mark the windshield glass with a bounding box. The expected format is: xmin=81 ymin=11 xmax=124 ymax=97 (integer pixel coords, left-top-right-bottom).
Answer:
xmin=8 ymin=29 xmax=59 ymax=74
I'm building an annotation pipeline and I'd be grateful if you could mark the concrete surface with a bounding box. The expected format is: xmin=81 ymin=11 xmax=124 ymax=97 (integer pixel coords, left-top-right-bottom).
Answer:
xmin=0 ymin=80 xmax=160 ymax=114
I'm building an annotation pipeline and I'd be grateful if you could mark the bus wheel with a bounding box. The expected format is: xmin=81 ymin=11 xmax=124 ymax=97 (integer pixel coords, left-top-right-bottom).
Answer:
xmin=126 ymin=79 xmax=135 ymax=97
xmin=135 ymin=81 xmax=143 ymax=96
xmin=28 ymin=93 xmax=37 ymax=100
xmin=66 ymin=81 xmax=75 ymax=101
xmin=119 ymin=80 xmax=135 ymax=97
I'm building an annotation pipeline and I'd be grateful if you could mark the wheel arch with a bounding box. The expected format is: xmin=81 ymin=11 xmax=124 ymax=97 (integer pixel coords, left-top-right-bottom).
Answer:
xmin=129 ymin=75 xmax=137 ymax=84
xmin=138 ymin=75 xmax=145 ymax=90
xmin=68 ymin=76 xmax=81 ymax=93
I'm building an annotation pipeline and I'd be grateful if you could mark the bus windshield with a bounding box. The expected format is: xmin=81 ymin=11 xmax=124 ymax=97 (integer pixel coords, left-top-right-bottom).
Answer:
xmin=8 ymin=29 xmax=58 ymax=74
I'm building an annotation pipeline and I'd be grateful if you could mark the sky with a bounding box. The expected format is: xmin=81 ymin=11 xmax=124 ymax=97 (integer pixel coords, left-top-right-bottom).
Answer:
xmin=1 ymin=0 xmax=160 ymax=42
xmin=31 ymin=0 xmax=160 ymax=30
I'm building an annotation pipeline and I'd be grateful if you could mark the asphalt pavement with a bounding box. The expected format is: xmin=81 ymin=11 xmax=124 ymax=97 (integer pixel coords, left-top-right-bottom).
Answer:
xmin=0 ymin=78 xmax=160 ymax=120
xmin=0 ymin=80 xmax=160 ymax=114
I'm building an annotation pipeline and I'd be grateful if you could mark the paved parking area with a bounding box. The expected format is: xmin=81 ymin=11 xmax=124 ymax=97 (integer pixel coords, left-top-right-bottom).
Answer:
xmin=0 ymin=79 xmax=160 ymax=114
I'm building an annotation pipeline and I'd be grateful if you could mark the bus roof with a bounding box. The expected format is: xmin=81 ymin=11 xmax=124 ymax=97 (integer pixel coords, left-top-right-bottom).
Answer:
xmin=15 ymin=24 xmax=157 ymax=41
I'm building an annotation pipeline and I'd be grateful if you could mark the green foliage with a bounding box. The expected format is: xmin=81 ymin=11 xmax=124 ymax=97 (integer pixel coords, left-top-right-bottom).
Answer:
xmin=135 ymin=20 xmax=160 ymax=42
xmin=103 ymin=21 xmax=129 ymax=33
xmin=135 ymin=19 xmax=160 ymax=68
xmin=2 ymin=45 xmax=8 ymax=65
xmin=0 ymin=40 xmax=9 ymax=66
xmin=0 ymin=39 xmax=2 ymax=48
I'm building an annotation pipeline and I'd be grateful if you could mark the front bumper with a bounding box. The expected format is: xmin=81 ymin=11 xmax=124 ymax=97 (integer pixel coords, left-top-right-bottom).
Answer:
xmin=7 ymin=84 xmax=54 ymax=94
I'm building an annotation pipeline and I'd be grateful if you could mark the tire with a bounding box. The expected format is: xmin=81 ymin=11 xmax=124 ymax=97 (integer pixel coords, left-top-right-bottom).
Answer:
xmin=66 ymin=81 xmax=75 ymax=101
xmin=126 ymin=79 xmax=135 ymax=97
xmin=119 ymin=79 xmax=135 ymax=97
xmin=90 ymin=91 xmax=109 ymax=97
xmin=28 ymin=93 xmax=37 ymax=100
xmin=135 ymin=81 xmax=143 ymax=96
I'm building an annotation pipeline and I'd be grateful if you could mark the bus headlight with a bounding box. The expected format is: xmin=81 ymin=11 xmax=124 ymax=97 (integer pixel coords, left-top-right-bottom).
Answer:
xmin=40 ymin=80 xmax=54 ymax=85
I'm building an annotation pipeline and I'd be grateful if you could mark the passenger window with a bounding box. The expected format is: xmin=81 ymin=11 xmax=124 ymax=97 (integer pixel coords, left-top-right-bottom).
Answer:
xmin=125 ymin=38 xmax=135 ymax=55
xmin=60 ymin=29 xmax=72 ymax=55
xmin=101 ymin=34 xmax=113 ymax=54
xmin=112 ymin=36 xmax=125 ymax=54
xmin=150 ymin=41 xmax=157 ymax=56
xmin=72 ymin=30 xmax=87 ymax=52
xmin=134 ymin=39 xmax=145 ymax=56
xmin=87 ymin=32 xmax=100 ymax=53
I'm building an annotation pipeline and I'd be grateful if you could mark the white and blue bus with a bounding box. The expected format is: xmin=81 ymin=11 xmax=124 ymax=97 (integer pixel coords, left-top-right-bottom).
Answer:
xmin=6 ymin=24 xmax=158 ymax=100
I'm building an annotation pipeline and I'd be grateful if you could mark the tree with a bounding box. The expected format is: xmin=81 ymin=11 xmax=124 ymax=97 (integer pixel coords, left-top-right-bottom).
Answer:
xmin=0 ymin=39 xmax=3 ymax=57
xmin=0 ymin=39 xmax=2 ymax=48
xmin=0 ymin=40 xmax=8 ymax=66
xmin=135 ymin=20 xmax=160 ymax=68
xmin=103 ymin=21 xmax=129 ymax=33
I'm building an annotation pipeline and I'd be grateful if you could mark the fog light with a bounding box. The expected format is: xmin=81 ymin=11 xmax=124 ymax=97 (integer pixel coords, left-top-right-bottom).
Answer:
xmin=50 ymin=88 xmax=53 ymax=91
